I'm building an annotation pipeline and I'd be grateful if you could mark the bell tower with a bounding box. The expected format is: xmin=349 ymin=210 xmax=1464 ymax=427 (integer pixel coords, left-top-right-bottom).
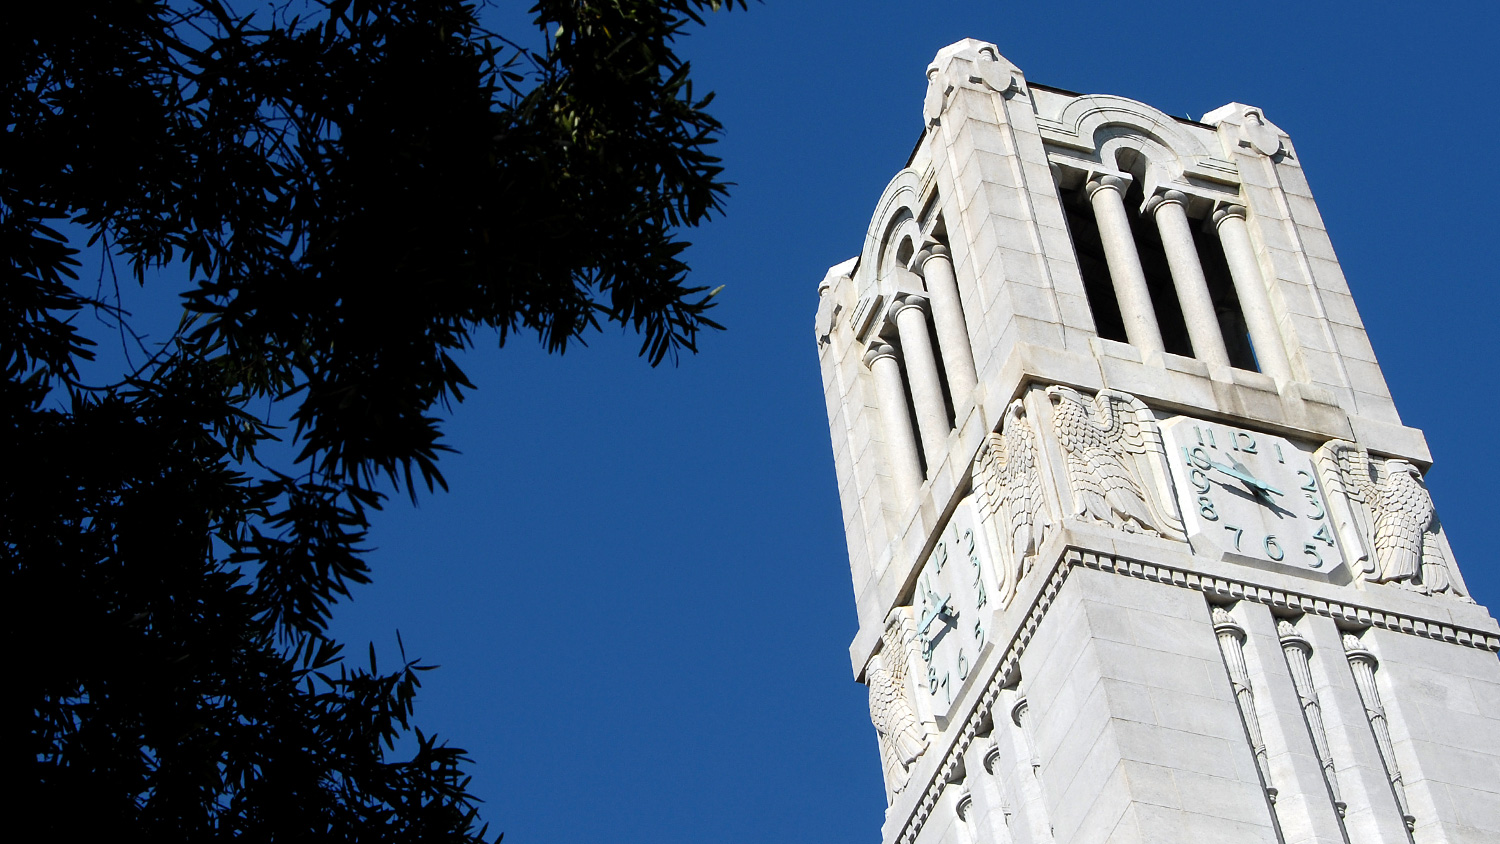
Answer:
xmin=815 ymin=40 xmax=1500 ymax=844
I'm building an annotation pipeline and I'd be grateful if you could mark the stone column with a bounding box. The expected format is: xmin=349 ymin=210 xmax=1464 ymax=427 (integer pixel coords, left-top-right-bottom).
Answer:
xmin=864 ymin=342 xmax=923 ymax=502
xmin=1213 ymin=205 xmax=1293 ymax=381
xmin=1278 ymin=620 xmax=1346 ymax=816
xmin=1004 ymin=691 xmax=1055 ymax=844
xmin=953 ymin=783 xmax=979 ymax=844
xmin=892 ymin=295 xmax=950 ymax=469
xmin=977 ymin=735 xmax=1017 ymax=844
xmin=1149 ymin=190 xmax=1231 ymax=367
xmin=1343 ymin=634 xmax=1416 ymax=829
xmin=1011 ymin=696 xmax=1040 ymax=771
xmin=1086 ymin=175 xmax=1165 ymax=354
xmin=915 ymin=245 xmax=979 ymax=403
xmin=1213 ymin=607 xmax=1279 ymax=802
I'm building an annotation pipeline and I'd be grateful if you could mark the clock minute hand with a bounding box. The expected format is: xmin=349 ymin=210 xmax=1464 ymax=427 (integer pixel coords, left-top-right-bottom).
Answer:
xmin=1209 ymin=458 xmax=1283 ymax=497
xmin=916 ymin=593 xmax=952 ymax=636
xmin=1229 ymin=457 xmax=1284 ymax=497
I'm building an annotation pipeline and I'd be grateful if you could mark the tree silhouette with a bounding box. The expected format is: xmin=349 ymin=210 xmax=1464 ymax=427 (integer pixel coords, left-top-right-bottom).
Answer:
xmin=1 ymin=1 xmax=741 ymax=838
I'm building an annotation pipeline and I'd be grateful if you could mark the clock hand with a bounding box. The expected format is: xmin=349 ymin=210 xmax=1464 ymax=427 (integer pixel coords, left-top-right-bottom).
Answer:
xmin=916 ymin=593 xmax=953 ymax=636
xmin=1207 ymin=458 xmax=1283 ymax=497
xmin=1228 ymin=456 xmax=1283 ymax=497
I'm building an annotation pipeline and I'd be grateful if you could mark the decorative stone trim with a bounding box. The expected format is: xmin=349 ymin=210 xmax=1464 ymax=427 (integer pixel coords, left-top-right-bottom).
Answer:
xmin=1344 ymin=633 xmax=1417 ymax=830
xmin=1277 ymin=620 xmax=1345 ymax=815
xmin=1072 ymin=550 xmax=1500 ymax=651
xmin=888 ymin=545 xmax=1498 ymax=844
xmin=892 ymin=560 xmax=1074 ymax=844
xmin=1212 ymin=606 xmax=1278 ymax=803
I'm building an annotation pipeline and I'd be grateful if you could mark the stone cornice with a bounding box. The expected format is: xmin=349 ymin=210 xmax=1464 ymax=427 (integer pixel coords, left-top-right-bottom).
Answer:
xmin=1072 ymin=549 xmax=1500 ymax=652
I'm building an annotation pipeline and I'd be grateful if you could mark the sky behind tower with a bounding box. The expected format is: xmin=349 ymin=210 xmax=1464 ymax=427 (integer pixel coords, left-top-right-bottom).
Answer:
xmin=76 ymin=2 xmax=1500 ymax=841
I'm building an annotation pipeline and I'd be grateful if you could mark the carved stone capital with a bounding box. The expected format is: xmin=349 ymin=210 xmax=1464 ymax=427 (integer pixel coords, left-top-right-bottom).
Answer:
xmin=1010 ymin=695 xmax=1029 ymax=728
xmin=892 ymin=294 xmax=929 ymax=317
xmin=1276 ymin=618 xmax=1311 ymax=653
xmin=1211 ymin=606 xmax=1246 ymax=641
xmin=982 ymin=738 xmax=1002 ymax=775
xmin=1144 ymin=189 xmax=1189 ymax=216
xmin=1212 ymin=204 xmax=1249 ymax=227
xmin=863 ymin=342 xmax=897 ymax=369
xmin=954 ymin=786 xmax=975 ymax=821
xmin=1085 ymin=174 xmax=1128 ymax=200
xmin=1342 ymin=633 xmax=1377 ymax=666
xmin=913 ymin=244 xmax=951 ymax=275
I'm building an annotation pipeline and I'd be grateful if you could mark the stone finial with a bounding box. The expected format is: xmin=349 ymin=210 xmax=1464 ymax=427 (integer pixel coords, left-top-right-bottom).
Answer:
xmin=1241 ymin=110 xmax=1282 ymax=156
xmin=1201 ymin=102 xmax=1285 ymax=157
xmin=923 ymin=67 xmax=949 ymax=128
xmin=968 ymin=45 xmax=1016 ymax=95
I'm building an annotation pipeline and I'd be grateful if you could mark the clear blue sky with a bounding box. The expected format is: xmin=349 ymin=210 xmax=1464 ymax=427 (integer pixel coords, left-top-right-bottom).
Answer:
xmin=79 ymin=2 xmax=1500 ymax=841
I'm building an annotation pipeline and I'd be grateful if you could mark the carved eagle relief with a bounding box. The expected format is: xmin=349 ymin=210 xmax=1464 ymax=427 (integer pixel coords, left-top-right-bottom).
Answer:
xmin=972 ymin=399 xmax=1050 ymax=603
xmin=867 ymin=619 xmax=929 ymax=799
xmin=1319 ymin=440 xmax=1465 ymax=599
xmin=1045 ymin=386 xmax=1180 ymax=537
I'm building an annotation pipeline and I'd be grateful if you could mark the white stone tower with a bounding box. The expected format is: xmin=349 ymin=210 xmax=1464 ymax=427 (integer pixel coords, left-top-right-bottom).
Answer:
xmin=814 ymin=40 xmax=1500 ymax=844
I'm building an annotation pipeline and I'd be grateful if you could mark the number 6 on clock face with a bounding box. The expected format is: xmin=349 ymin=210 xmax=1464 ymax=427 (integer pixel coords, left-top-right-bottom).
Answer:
xmin=1161 ymin=417 xmax=1346 ymax=575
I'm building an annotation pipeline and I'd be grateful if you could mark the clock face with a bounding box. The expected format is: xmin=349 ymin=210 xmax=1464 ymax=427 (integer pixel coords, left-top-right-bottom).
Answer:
xmin=1160 ymin=417 xmax=1344 ymax=575
xmin=910 ymin=496 xmax=1000 ymax=720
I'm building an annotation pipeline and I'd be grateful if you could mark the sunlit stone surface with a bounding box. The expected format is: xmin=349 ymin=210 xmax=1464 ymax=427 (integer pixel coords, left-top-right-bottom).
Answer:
xmin=814 ymin=38 xmax=1500 ymax=844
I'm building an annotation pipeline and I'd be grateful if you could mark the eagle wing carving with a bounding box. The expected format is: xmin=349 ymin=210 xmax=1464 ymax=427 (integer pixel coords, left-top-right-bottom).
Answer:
xmin=1321 ymin=441 xmax=1465 ymax=598
xmin=973 ymin=400 xmax=1049 ymax=592
xmin=866 ymin=655 xmax=927 ymax=791
xmin=1371 ymin=461 xmax=1429 ymax=583
xmin=868 ymin=621 xmax=929 ymax=798
xmin=1046 ymin=385 xmax=1166 ymax=535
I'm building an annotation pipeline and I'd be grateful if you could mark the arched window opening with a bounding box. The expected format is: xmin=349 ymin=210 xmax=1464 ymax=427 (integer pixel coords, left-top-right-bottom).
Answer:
xmin=1055 ymin=143 xmax=1264 ymax=374
xmin=896 ymin=237 xmax=915 ymax=274
xmin=1058 ymin=184 xmax=1128 ymax=344
xmin=892 ymin=335 xmax=930 ymax=478
xmin=1192 ymin=222 xmax=1259 ymax=371
xmin=1116 ymin=173 xmax=1194 ymax=359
